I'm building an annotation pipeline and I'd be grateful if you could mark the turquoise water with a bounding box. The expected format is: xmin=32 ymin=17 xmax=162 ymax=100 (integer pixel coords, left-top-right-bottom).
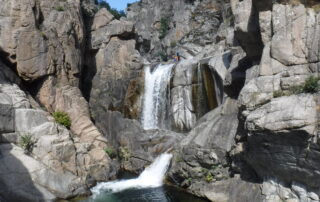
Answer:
xmin=82 ymin=185 xmax=209 ymax=202
xmin=81 ymin=172 xmax=209 ymax=202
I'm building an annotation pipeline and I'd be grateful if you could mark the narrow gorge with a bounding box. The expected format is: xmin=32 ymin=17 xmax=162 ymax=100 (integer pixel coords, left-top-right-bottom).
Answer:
xmin=0 ymin=0 xmax=319 ymax=202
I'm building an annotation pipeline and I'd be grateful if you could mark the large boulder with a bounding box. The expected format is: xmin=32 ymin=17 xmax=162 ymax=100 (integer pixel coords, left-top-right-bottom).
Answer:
xmin=0 ymin=144 xmax=86 ymax=201
xmin=83 ymin=9 xmax=143 ymax=124
xmin=0 ymin=0 xmax=84 ymax=83
xmin=169 ymin=98 xmax=239 ymax=191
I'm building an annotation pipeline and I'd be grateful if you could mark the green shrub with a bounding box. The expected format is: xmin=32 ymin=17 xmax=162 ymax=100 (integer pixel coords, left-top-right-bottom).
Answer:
xmin=56 ymin=6 xmax=65 ymax=12
xmin=205 ymin=172 xmax=214 ymax=183
xmin=302 ymin=76 xmax=320 ymax=93
xmin=273 ymin=90 xmax=285 ymax=98
xmin=52 ymin=111 xmax=71 ymax=128
xmin=159 ymin=18 xmax=169 ymax=39
xmin=119 ymin=146 xmax=130 ymax=161
xmin=273 ymin=76 xmax=319 ymax=98
xmin=104 ymin=146 xmax=116 ymax=158
xmin=19 ymin=134 xmax=34 ymax=153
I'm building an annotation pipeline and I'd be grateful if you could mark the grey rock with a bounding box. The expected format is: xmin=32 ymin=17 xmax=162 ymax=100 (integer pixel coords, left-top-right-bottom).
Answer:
xmin=1 ymin=133 xmax=19 ymax=144
xmin=271 ymin=4 xmax=308 ymax=65
xmin=181 ymin=98 xmax=238 ymax=153
xmin=89 ymin=37 xmax=142 ymax=119
xmin=246 ymin=95 xmax=317 ymax=134
xmin=0 ymin=0 xmax=84 ymax=82
xmin=127 ymin=0 xmax=224 ymax=59
xmin=96 ymin=110 xmax=183 ymax=173
xmin=0 ymin=93 xmax=14 ymax=133
xmin=0 ymin=144 xmax=86 ymax=201
xmin=231 ymin=0 xmax=263 ymax=58
xmin=15 ymin=109 xmax=48 ymax=134
xmin=190 ymin=178 xmax=263 ymax=202
xmin=90 ymin=19 xmax=134 ymax=49
xmin=169 ymin=98 xmax=239 ymax=194
xmin=91 ymin=8 xmax=114 ymax=31
xmin=259 ymin=11 xmax=272 ymax=45
xmin=0 ymin=84 xmax=30 ymax=109
xmin=171 ymin=86 xmax=196 ymax=131
xmin=239 ymin=76 xmax=280 ymax=110
xmin=261 ymin=179 xmax=298 ymax=202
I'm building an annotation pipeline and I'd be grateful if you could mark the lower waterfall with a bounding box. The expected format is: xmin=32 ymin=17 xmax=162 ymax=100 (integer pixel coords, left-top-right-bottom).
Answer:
xmin=91 ymin=153 xmax=173 ymax=195
xmin=141 ymin=63 xmax=175 ymax=130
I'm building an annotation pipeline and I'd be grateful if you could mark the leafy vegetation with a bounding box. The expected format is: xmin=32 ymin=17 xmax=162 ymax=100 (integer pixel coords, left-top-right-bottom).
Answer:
xmin=52 ymin=111 xmax=71 ymax=128
xmin=302 ymin=76 xmax=320 ymax=93
xmin=159 ymin=18 xmax=170 ymax=39
xmin=205 ymin=172 xmax=214 ymax=183
xmin=273 ymin=76 xmax=320 ymax=98
xmin=104 ymin=146 xmax=116 ymax=158
xmin=95 ymin=0 xmax=126 ymax=20
xmin=56 ymin=6 xmax=65 ymax=12
xmin=19 ymin=134 xmax=34 ymax=153
xmin=119 ymin=146 xmax=130 ymax=161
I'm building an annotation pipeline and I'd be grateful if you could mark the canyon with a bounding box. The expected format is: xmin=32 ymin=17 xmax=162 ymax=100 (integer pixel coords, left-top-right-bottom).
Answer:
xmin=0 ymin=0 xmax=319 ymax=201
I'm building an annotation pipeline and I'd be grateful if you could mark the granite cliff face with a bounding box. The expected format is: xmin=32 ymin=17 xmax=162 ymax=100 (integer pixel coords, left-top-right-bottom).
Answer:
xmin=0 ymin=0 xmax=319 ymax=201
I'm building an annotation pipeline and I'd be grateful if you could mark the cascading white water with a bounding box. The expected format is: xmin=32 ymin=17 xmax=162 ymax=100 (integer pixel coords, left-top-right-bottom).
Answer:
xmin=141 ymin=64 xmax=175 ymax=130
xmin=91 ymin=153 xmax=173 ymax=196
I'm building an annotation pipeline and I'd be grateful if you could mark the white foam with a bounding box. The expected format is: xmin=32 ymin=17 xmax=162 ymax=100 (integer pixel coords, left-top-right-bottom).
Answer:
xmin=141 ymin=64 xmax=174 ymax=130
xmin=91 ymin=153 xmax=173 ymax=195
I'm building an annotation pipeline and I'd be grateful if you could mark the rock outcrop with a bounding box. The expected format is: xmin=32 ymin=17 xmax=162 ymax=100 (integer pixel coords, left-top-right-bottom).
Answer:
xmin=234 ymin=3 xmax=320 ymax=197
xmin=0 ymin=0 xmax=113 ymax=186
xmin=83 ymin=8 xmax=143 ymax=122
xmin=0 ymin=61 xmax=93 ymax=200
xmin=127 ymin=0 xmax=227 ymax=60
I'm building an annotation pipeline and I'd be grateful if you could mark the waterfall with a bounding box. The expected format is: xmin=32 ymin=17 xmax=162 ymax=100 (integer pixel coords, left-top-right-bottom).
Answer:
xmin=141 ymin=63 xmax=174 ymax=130
xmin=91 ymin=153 xmax=173 ymax=195
xmin=196 ymin=63 xmax=203 ymax=119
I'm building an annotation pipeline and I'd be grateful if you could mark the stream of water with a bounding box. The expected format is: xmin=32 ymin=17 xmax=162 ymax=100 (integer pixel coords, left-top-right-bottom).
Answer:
xmin=81 ymin=153 xmax=208 ymax=202
xmin=81 ymin=63 xmax=209 ymax=202
xmin=91 ymin=153 xmax=173 ymax=194
xmin=141 ymin=64 xmax=174 ymax=130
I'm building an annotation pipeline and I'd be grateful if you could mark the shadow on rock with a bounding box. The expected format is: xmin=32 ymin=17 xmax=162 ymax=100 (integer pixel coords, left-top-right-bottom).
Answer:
xmin=0 ymin=144 xmax=53 ymax=201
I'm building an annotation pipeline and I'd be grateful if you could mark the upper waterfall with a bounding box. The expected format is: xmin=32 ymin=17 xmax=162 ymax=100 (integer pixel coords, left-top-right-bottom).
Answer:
xmin=141 ymin=63 xmax=175 ymax=130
